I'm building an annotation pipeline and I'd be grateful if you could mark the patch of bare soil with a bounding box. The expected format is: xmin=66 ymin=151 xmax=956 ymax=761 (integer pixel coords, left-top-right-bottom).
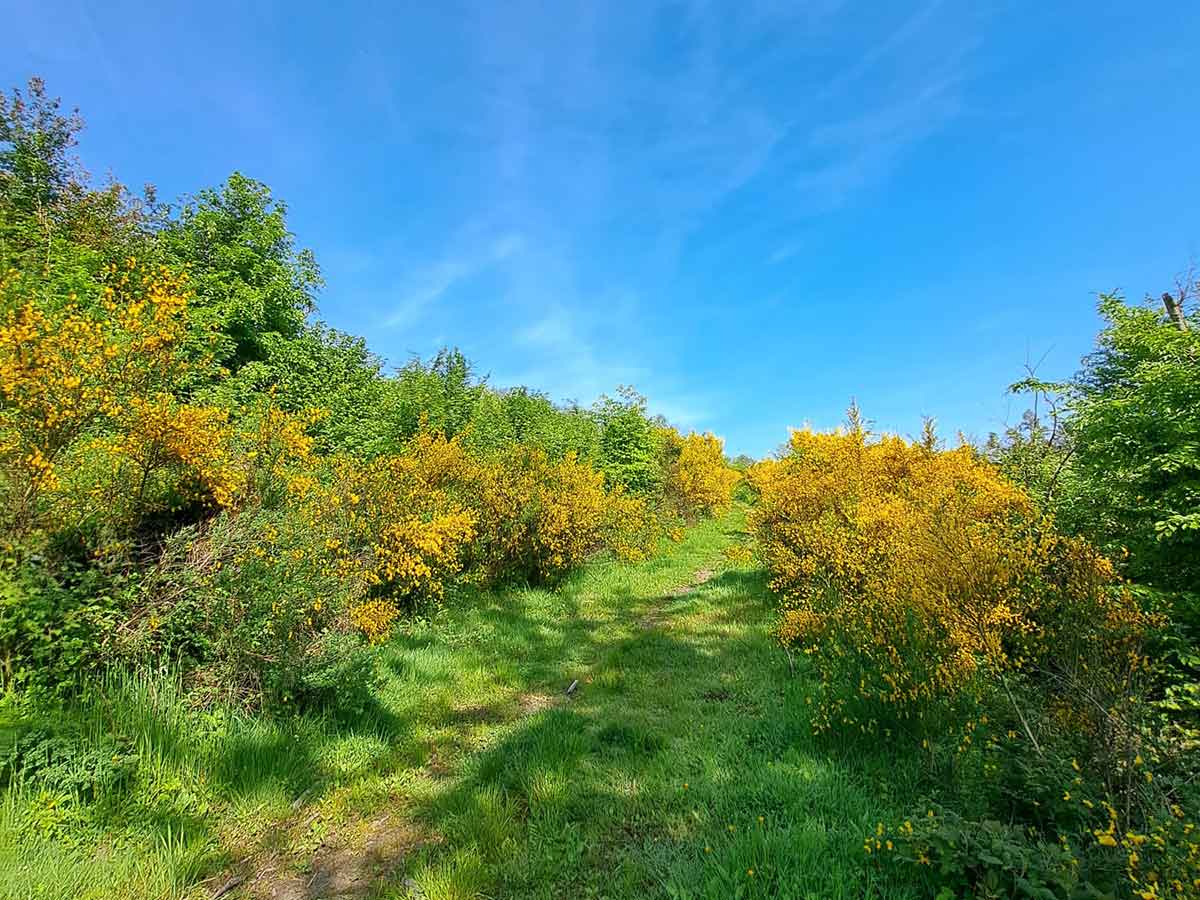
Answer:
xmin=637 ymin=611 xmax=671 ymax=629
xmin=643 ymin=566 xmax=717 ymax=627
xmin=448 ymin=702 xmax=506 ymax=725
xmin=423 ymin=747 xmax=454 ymax=780
xmin=663 ymin=566 xmax=716 ymax=599
xmin=517 ymin=691 xmax=559 ymax=714
xmin=250 ymin=814 xmax=427 ymax=900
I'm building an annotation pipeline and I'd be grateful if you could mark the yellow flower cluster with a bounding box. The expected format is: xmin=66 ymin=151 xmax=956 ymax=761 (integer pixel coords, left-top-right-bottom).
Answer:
xmin=662 ymin=429 xmax=740 ymax=517
xmin=875 ymin=802 xmax=1199 ymax=899
xmin=294 ymin=432 xmax=479 ymax=632
xmin=0 ymin=261 xmax=239 ymax=529
xmin=750 ymin=415 xmax=1151 ymax=732
xmin=288 ymin=429 xmax=658 ymax=643
xmin=348 ymin=599 xmax=402 ymax=644
xmin=1094 ymin=802 xmax=1200 ymax=899
xmin=120 ymin=395 xmax=243 ymax=508
xmin=470 ymin=447 xmax=609 ymax=581
xmin=723 ymin=544 xmax=753 ymax=565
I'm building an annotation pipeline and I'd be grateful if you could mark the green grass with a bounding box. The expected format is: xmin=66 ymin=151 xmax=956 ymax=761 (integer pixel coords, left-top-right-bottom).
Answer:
xmin=0 ymin=506 xmax=931 ymax=899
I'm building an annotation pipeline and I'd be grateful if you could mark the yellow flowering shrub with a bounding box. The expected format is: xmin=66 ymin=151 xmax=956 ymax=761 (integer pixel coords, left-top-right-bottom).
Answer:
xmin=468 ymin=447 xmax=611 ymax=583
xmin=601 ymin=484 xmax=659 ymax=564
xmin=668 ymin=430 xmax=740 ymax=517
xmin=121 ymin=395 xmax=242 ymax=507
xmin=723 ymin=544 xmax=753 ymax=565
xmin=237 ymin=399 xmax=325 ymax=506
xmin=348 ymin=599 xmax=401 ymax=644
xmin=751 ymin=414 xmax=1154 ymax=733
xmin=658 ymin=427 xmax=739 ymax=518
xmin=298 ymin=432 xmax=479 ymax=631
xmin=0 ymin=260 xmax=238 ymax=531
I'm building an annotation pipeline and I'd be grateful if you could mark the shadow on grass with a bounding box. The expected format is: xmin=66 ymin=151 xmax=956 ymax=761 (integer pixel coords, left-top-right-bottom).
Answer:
xmin=2 ymin=668 xmax=416 ymax=895
xmin=386 ymin=566 xmax=917 ymax=899
xmin=3 ymin=522 xmax=924 ymax=900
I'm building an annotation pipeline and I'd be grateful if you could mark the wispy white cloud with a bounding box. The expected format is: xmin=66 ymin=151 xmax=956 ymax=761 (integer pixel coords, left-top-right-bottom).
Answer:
xmin=768 ymin=242 xmax=802 ymax=265
xmin=359 ymin=0 xmax=983 ymax=438
xmin=817 ymin=0 xmax=948 ymax=101
xmin=795 ymin=65 xmax=967 ymax=210
xmin=385 ymin=232 xmax=524 ymax=328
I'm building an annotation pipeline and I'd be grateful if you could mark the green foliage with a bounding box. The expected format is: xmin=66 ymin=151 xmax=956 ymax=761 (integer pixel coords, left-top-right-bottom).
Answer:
xmin=389 ymin=347 xmax=485 ymax=442
xmin=3 ymin=727 xmax=137 ymax=803
xmin=984 ymin=405 xmax=1070 ymax=513
xmin=123 ymin=507 xmax=366 ymax=708
xmin=994 ymin=290 xmax=1200 ymax=786
xmin=1064 ymin=292 xmax=1200 ymax=593
xmin=158 ymin=172 xmax=321 ymax=371
xmin=876 ymin=807 xmax=1088 ymax=899
xmin=0 ymin=78 xmax=150 ymax=307
xmin=207 ymin=322 xmax=393 ymax=456
xmin=594 ymin=386 xmax=665 ymax=496
xmin=0 ymin=76 xmax=83 ymax=215
xmin=0 ymin=552 xmax=129 ymax=696
xmin=463 ymin=387 xmax=599 ymax=461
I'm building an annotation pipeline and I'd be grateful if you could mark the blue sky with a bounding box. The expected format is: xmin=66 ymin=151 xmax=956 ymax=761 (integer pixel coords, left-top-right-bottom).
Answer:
xmin=6 ymin=1 xmax=1198 ymax=457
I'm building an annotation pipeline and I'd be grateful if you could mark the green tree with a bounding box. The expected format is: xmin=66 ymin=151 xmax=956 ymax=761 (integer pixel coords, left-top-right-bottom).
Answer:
xmin=594 ymin=386 xmax=664 ymax=495
xmin=0 ymin=78 xmax=151 ymax=304
xmin=389 ymin=348 xmax=484 ymax=441
xmin=985 ymin=376 xmax=1072 ymax=512
xmin=207 ymin=322 xmax=393 ymax=456
xmin=158 ymin=172 xmax=321 ymax=371
xmin=1062 ymin=289 xmax=1200 ymax=592
xmin=0 ymin=76 xmax=83 ymax=216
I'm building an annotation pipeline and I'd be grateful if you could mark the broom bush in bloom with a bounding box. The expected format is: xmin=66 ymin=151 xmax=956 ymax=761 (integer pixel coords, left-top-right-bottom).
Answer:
xmin=750 ymin=409 xmax=1154 ymax=734
xmin=750 ymin=407 xmax=1196 ymax=898
xmin=661 ymin=429 xmax=740 ymax=518
xmin=0 ymin=260 xmax=238 ymax=535
xmin=463 ymin=444 xmax=657 ymax=583
xmin=291 ymin=430 xmax=479 ymax=642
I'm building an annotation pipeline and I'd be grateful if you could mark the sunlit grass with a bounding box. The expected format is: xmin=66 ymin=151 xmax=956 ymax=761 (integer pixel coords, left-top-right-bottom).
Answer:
xmin=0 ymin=506 xmax=928 ymax=898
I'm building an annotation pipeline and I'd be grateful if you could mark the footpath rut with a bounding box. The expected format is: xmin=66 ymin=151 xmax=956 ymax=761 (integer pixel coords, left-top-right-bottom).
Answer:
xmin=237 ymin=520 xmax=749 ymax=900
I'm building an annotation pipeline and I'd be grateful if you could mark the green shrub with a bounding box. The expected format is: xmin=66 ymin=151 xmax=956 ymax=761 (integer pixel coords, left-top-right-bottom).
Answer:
xmin=0 ymin=551 xmax=129 ymax=696
xmin=594 ymin=386 xmax=664 ymax=496
xmin=120 ymin=506 xmax=361 ymax=708
xmin=1061 ymin=292 xmax=1200 ymax=595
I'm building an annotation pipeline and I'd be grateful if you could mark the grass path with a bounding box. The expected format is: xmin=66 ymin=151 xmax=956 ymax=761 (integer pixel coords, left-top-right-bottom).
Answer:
xmin=236 ymin=505 xmax=912 ymax=900
xmin=2 ymin=506 xmax=917 ymax=899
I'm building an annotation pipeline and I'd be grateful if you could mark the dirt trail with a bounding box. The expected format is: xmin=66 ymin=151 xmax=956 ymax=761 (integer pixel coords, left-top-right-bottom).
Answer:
xmin=239 ymin=555 xmax=726 ymax=900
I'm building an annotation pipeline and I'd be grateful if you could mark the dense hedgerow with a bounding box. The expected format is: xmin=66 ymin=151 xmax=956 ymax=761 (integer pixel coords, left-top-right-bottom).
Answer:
xmin=0 ymin=252 xmax=715 ymax=703
xmin=0 ymin=78 xmax=752 ymax=710
xmin=0 ymin=242 xmax=691 ymax=703
xmin=751 ymin=408 xmax=1200 ymax=898
xmin=751 ymin=416 xmax=1151 ymax=730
